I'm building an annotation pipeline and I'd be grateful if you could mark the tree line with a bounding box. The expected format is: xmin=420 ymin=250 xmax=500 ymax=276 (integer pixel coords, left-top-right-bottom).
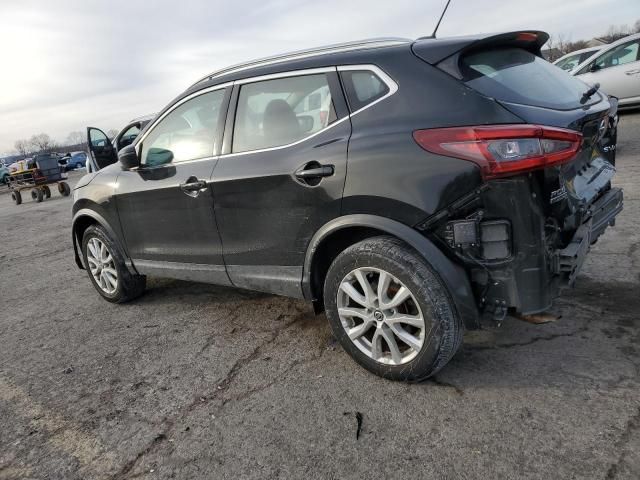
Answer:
xmin=545 ymin=19 xmax=640 ymax=61
xmin=12 ymin=129 xmax=118 ymax=158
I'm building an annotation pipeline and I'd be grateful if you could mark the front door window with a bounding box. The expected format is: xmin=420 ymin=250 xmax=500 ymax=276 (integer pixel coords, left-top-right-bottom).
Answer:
xmin=140 ymin=90 xmax=225 ymax=166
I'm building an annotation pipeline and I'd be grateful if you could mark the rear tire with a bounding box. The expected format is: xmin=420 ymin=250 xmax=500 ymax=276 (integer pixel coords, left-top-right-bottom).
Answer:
xmin=11 ymin=191 xmax=22 ymax=205
xmin=81 ymin=225 xmax=146 ymax=303
xmin=31 ymin=189 xmax=43 ymax=203
xmin=58 ymin=182 xmax=70 ymax=197
xmin=323 ymin=236 xmax=463 ymax=382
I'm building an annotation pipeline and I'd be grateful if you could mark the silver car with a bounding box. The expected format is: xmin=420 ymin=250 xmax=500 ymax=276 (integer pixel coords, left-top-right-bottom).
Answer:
xmin=553 ymin=46 xmax=601 ymax=73
xmin=573 ymin=33 xmax=640 ymax=109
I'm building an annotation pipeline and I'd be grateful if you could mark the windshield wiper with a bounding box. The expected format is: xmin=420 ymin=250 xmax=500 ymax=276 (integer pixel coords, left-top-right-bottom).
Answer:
xmin=581 ymin=83 xmax=600 ymax=104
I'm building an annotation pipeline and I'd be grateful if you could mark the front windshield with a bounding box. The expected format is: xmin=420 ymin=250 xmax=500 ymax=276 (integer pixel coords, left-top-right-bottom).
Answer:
xmin=555 ymin=53 xmax=582 ymax=71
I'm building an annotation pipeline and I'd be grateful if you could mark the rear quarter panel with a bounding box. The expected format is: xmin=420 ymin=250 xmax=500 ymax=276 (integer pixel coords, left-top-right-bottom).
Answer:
xmin=341 ymin=49 xmax=523 ymax=224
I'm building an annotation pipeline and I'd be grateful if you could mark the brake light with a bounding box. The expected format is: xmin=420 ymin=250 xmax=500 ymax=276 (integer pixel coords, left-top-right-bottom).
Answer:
xmin=413 ymin=125 xmax=582 ymax=179
xmin=516 ymin=32 xmax=538 ymax=42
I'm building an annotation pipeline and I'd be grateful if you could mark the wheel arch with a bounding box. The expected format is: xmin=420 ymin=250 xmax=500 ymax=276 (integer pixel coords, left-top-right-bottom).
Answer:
xmin=302 ymin=214 xmax=480 ymax=329
xmin=72 ymin=209 xmax=134 ymax=273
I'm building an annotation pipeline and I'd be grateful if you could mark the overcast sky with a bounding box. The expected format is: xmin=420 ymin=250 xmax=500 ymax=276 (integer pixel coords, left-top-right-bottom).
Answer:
xmin=0 ymin=0 xmax=638 ymax=155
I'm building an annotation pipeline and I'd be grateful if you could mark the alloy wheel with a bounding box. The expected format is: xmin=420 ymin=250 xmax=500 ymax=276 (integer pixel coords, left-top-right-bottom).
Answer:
xmin=337 ymin=267 xmax=427 ymax=365
xmin=86 ymin=238 xmax=118 ymax=294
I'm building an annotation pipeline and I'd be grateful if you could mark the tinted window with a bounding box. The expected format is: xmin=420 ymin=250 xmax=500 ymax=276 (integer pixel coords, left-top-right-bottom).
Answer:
xmin=594 ymin=40 xmax=640 ymax=69
xmin=232 ymin=74 xmax=336 ymax=153
xmin=579 ymin=51 xmax=598 ymax=64
xmin=119 ymin=124 xmax=140 ymax=148
xmin=141 ymin=89 xmax=225 ymax=166
xmin=341 ymin=70 xmax=389 ymax=111
xmin=461 ymin=48 xmax=593 ymax=110
xmin=555 ymin=53 xmax=583 ymax=71
xmin=89 ymin=129 xmax=108 ymax=148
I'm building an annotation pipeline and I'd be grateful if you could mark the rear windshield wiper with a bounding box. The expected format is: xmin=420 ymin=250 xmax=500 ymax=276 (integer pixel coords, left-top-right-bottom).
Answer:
xmin=581 ymin=83 xmax=600 ymax=104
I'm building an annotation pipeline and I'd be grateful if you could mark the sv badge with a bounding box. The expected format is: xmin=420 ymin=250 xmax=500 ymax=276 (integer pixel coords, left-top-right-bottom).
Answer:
xmin=550 ymin=185 xmax=568 ymax=204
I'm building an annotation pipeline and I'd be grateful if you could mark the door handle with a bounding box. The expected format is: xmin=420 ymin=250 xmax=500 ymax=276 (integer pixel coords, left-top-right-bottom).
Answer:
xmin=180 ymin=177 xmax=208 ymax=197
xmin=294 ymin=165 xmax=334 ymax=180
xmin=625 ymin=68 xmax=640 ymax=75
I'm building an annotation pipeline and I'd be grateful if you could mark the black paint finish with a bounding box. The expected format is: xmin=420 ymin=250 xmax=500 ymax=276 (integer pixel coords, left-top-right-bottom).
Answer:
xmin=72 ymin=31 xmax=622 ymax=328
xmin=115 ymin=159 xmax=224 ymax=266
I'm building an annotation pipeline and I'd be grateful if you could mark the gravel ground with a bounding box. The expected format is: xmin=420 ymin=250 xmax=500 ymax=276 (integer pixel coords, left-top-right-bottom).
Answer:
xmin=1 ymin=113 xmax=639 ymax=480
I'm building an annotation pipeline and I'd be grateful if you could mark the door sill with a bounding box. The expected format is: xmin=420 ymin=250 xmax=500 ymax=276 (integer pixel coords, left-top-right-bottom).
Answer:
xmin=132 ymin=259 xmax=232 ymax=286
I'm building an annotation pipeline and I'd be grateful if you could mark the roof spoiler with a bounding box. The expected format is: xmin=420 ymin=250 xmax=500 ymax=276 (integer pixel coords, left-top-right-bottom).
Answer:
xmin=412 ymin=30 xmax=549 ymax=65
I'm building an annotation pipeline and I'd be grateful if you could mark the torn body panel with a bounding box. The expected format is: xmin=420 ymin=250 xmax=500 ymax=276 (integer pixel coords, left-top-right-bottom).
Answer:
xmin=420 ymin=154 xmax=622 ymax=322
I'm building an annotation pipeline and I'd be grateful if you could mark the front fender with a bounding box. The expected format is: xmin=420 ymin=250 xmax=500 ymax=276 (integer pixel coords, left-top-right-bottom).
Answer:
xmin=72 ymin=208 xmax=136 ymax=274
xmin=303 ymin=214 xmax=480 ymax=329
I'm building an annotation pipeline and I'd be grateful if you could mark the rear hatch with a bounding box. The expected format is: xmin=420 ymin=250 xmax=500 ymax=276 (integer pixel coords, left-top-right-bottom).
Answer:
xmin=413 ymin=31 xmax=621 ymax=243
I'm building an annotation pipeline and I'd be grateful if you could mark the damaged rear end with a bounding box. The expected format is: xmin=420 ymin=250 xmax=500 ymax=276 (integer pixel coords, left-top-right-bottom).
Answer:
xmin=412 ymin=31 xmax=623 ymax=322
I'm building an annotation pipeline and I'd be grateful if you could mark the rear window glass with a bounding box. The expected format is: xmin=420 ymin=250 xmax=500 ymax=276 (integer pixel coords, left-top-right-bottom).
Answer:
xmin=340 ymin=70 xmax=389 ymax=112
xmin=461 ymin=48 xmax=594 ymax=110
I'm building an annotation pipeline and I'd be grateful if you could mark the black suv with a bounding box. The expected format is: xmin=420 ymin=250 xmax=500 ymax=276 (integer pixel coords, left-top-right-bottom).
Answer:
xmin=75 ymin=32 xmax=622 ymax=381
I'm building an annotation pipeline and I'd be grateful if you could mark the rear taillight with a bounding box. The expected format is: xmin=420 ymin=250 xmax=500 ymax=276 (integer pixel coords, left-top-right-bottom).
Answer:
xmin=413 ymin=125 xmax=582 ymax=179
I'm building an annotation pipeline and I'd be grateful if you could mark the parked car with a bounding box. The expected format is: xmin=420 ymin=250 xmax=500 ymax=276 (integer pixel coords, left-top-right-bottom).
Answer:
xmin=73 ymin=32 xmax=622 ymax=381
xmin=64 ymin=151 xmax=88 ymax=171
xmin=57 ymin=153 xmax=69 ymax=169
xmin=553 ymin=46 xmax=601 ymax=73
xmin=572 ymin=32 xmax=640 ymax=109
xmin=8 ymin=158 xmax=34 ymax=172
xmin=85 ymin=115 xmax=155 ymax=173
xmin=0 ymin=163 xmax=9 ymax=184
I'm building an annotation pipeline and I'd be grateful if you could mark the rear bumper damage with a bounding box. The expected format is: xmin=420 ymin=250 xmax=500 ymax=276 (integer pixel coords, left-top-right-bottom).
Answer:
xmin=553 ymin=187 xmax=623 ymax=287
xmin=421 ymin=165 xmax=623 ymax=325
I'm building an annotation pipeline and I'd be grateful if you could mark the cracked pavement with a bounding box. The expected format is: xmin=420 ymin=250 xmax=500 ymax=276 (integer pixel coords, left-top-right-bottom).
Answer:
xmin=1 ymin=112 xmax=639 ymax=479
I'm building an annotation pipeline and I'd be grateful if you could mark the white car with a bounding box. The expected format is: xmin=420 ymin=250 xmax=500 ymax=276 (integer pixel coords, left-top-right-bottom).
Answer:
xmin=553 ymin=46 xmax=601 ymax=73
xmin=572 ymin=33 xmax=640 ymax=109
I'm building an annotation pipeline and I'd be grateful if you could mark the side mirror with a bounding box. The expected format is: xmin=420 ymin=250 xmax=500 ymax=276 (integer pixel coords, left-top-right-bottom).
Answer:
xmin=145 ymin=148 xmax=173 ymax=167
xmin=589 ymin=63 xmax=601 ymax=73
xmin=297 ymin=115 xmax=314 ymax=133
xmin=118 ymin=144 xmax=140 ymax=169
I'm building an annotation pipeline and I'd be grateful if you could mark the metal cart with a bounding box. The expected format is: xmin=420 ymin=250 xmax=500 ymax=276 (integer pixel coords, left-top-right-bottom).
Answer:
xmin=7 ymin=156 xmax=71 ymax=205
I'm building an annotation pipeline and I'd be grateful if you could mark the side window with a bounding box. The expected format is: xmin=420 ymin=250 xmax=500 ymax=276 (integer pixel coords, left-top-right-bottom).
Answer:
xmin=118 ymin=124 xmax=141 ymax=149
xmin=340 ymin=70 xmax=389 ymax=112
xmin=594 ymin=40 xmax=640 ymax=70
xmin=579 ymin=51 xmax=596 ymax=64
xmin=89 ymin=129 xmax=108 ymax=148
xmin=141 ymin=89 xmax=225 ymax=166
xmin=232 ymin=74 xmax=336 ymax=153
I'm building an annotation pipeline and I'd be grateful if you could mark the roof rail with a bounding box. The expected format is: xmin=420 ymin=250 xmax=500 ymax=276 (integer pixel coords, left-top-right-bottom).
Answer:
xmin=188 ymin=37 xmax=412 ymax=88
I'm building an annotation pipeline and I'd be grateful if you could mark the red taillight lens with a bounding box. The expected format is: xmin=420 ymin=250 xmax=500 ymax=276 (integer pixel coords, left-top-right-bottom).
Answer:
xmin=516 ymin=32 xmax=538 ymax=42
xmin=413 ymin=125 xmax=582 ymax=179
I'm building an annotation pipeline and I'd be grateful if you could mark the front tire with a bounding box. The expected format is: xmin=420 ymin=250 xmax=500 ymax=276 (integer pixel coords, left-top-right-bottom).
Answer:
xmin=82 ymin=225 xmax=146 ymax=303
xmin=323 ymin=236 xmax=463 ymax=382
